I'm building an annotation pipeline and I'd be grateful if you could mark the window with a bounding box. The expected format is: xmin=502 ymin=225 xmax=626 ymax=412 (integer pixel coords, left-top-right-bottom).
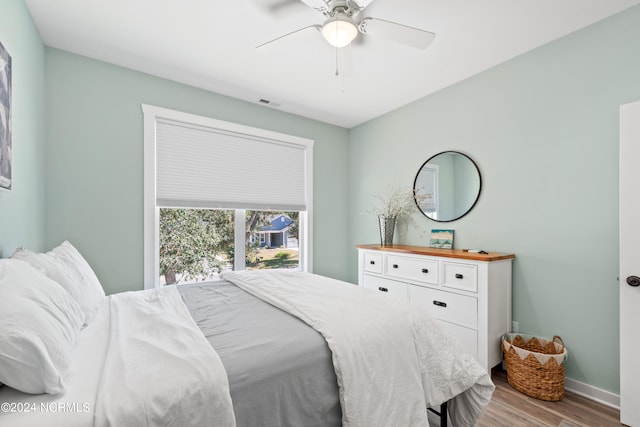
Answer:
xmin=143 ymin=105 xmax=313 ymax=288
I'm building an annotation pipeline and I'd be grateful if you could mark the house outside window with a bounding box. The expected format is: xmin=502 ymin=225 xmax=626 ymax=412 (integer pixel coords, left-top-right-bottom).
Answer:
xmin=253 ymin=214 xmax=298 ymax=249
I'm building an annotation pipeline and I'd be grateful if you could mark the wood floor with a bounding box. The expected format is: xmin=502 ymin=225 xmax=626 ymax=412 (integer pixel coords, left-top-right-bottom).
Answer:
xmin=476 ymin=368 xmax=623 ymax=427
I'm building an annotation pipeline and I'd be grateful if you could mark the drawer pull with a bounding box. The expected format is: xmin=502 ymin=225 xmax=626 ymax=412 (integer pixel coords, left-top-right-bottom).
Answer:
xmin=393 ymin=264 xmax=399 ymax=269
xmin=369 ymin=260 xmax=376 ymax=265
xmin=421 ymin=268 xmax=429 ymax=273
xmin=433 ymin=300 xmax=447 ymax=308
xmin=455 ymin=273 xmax=464 ymax=279
xmin=378 ymin=287 xmax=389 ymax=293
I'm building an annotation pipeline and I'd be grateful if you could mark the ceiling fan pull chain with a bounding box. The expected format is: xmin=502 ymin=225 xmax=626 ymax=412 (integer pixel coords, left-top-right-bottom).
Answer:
xmin=335 ymin=25 xmax=340 ymax=77
xmin=337 ymin=49 xmax=345 ymax=93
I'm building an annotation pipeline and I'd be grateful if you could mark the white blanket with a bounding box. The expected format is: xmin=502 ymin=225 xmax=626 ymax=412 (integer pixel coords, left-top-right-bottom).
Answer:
xmin=224 ymin=270 xmax=494 ymax=427
xmin=94 ymin=286 xmax=236 ymax=427
xmin=0 ymin=286 xmax=235 ymax=427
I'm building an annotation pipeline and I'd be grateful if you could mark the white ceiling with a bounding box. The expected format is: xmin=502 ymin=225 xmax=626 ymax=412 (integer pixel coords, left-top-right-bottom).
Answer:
xmin=24 ymin=0 xmax=640 ymax=128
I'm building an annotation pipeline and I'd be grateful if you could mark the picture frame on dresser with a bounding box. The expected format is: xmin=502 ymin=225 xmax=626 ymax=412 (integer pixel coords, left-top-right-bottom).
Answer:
xmin=429 ymin=229 xmax=454 ymax=249
xmin=357 ymin=244 xmax=515 ymax=372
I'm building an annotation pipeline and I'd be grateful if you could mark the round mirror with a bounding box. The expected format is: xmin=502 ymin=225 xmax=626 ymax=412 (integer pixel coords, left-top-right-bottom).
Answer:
xmin=413 ymin=151 xmax=481 ymax=222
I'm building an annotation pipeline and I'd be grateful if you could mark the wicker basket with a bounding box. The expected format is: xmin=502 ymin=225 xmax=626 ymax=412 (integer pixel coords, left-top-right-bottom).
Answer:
xmin=502 ymin=333 xmax=567 ymax=401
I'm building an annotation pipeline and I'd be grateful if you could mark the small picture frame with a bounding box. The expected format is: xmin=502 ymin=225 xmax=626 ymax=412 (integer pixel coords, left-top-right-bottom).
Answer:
xmin=429 ymin=229 xmax=454 ymax=249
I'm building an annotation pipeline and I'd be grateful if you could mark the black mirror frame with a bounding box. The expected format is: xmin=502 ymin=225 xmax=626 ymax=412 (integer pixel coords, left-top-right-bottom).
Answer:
xmin=413 ymin=151 xmax=482 ymax=223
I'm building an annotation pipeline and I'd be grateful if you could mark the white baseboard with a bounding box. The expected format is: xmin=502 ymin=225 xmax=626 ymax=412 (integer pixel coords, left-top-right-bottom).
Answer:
xmin=565 ymin=376 xmax=620 ymax=410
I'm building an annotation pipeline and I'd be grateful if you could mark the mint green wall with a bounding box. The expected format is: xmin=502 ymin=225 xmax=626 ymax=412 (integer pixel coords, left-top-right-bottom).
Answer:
xmin=0 ymin=0 xmax=46 ymax=257
xmin=45 ymin=49 xmax=350 ymax=295
xmin=349 ymin=5 xmax=640 ymax=393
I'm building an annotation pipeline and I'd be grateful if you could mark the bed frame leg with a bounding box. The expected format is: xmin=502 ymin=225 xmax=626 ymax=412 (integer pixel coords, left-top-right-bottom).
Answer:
xmin=427 ymin=401 xmax=448 ymax=427
xmin=440 ymin=401 xmax=447 ymax=427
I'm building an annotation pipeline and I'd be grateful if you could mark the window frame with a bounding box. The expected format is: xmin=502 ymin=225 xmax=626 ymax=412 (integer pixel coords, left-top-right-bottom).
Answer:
xmin=143 ymin=105 xmax=313 ymax=289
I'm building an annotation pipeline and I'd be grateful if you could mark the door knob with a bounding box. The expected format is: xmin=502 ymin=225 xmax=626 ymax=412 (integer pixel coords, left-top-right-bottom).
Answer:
xmin=627 ymin=276 xmax=640 ymax=287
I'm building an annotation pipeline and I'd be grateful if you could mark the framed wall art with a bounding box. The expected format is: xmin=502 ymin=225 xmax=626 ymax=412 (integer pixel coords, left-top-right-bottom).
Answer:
xmin=0 ymin=41 xmax=12 ymax=191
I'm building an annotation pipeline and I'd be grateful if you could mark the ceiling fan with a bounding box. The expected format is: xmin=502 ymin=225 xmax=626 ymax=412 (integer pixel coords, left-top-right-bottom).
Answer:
xmin=257 ymin=0 xmax=435 ymax=50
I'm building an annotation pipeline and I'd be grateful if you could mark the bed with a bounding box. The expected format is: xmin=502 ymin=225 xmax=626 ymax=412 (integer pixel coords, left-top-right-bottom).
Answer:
xmin=0 ymin=242 xmax=494 ymax=427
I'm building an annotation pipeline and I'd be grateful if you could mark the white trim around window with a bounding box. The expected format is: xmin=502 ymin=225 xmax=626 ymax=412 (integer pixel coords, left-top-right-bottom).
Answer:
xmin=142 ymin=104 xmax=314 ymax=289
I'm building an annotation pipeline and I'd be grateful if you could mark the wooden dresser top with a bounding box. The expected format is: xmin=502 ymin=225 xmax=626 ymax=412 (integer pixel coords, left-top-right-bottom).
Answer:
xmin=356 ymin=244 xmax=515 ymax=262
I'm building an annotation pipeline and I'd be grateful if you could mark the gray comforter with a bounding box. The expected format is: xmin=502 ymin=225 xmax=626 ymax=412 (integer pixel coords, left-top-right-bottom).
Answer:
xmin=178 ymin=281 xmax=342 ymax=427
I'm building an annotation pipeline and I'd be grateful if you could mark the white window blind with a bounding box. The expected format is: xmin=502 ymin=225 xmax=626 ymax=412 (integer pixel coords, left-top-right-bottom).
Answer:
xmin=155 ymin=118 xmax=309 ymax=211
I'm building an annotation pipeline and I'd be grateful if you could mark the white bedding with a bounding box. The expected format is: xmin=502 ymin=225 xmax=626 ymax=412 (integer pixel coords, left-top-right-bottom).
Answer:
xmin=224 ymin=270 xmax=494 ymax=427
xmin=0 ymin=286 xmax=235 ymax=427
xmin=0 ymin=300 xmax=108 ymax=427
xmin=1 ymin=271 xmax=492 ymax=427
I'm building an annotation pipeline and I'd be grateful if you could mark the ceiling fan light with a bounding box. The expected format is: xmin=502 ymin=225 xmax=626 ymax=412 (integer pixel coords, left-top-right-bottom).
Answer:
xmin=322 ymin=15 xmax=358 ymax=48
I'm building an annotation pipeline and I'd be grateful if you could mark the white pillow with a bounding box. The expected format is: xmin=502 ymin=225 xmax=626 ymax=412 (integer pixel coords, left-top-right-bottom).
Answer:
xmin=0 ymin=259 xmax=85 ymax=394
xmin=13 ymin=241 xmax=106 ymax=325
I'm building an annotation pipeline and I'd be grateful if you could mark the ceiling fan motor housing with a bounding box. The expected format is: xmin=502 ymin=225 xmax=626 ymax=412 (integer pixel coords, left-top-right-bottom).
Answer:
xmin=327 ymin=0 xmax=357 ymax=17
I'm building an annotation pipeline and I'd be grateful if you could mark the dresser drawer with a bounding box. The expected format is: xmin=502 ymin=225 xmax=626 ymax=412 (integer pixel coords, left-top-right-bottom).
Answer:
xmin=409 ymin=286 xmax=478 ymax=330
xmin=362 ymin=252 xmax=383 ymax=274
xmin=437 ymin=321 xmax=478 ymax=359
xmin=442 ymin=262 xmax=478 ymax=292
xmin=385 ymin=255 xmax=438 ymax=285
xmin=362 ymin=275 xmax=408 ymax=300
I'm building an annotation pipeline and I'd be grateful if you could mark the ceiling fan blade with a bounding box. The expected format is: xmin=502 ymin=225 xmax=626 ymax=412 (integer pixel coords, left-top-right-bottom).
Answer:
xmin=267 ymin=0 xmax=304 ymax=13
xmin=256 ymin=25 xmax=322 ymax=49
xmin=298 ymin=0 xmax=331 ymax=14
xmin=358 ymin=17 xmax=435 ymax=49
xmin=347 ymin=0 xmax=376 ymax=13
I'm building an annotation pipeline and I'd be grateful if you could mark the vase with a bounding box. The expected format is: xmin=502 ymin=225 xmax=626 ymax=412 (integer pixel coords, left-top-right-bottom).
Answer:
xmin=378 ymin=215 xmax=397 ymax=246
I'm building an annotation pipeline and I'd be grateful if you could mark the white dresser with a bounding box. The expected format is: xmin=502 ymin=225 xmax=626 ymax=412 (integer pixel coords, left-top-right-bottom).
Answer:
xmin=357 ymin=244 xmax=515 ymax=372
